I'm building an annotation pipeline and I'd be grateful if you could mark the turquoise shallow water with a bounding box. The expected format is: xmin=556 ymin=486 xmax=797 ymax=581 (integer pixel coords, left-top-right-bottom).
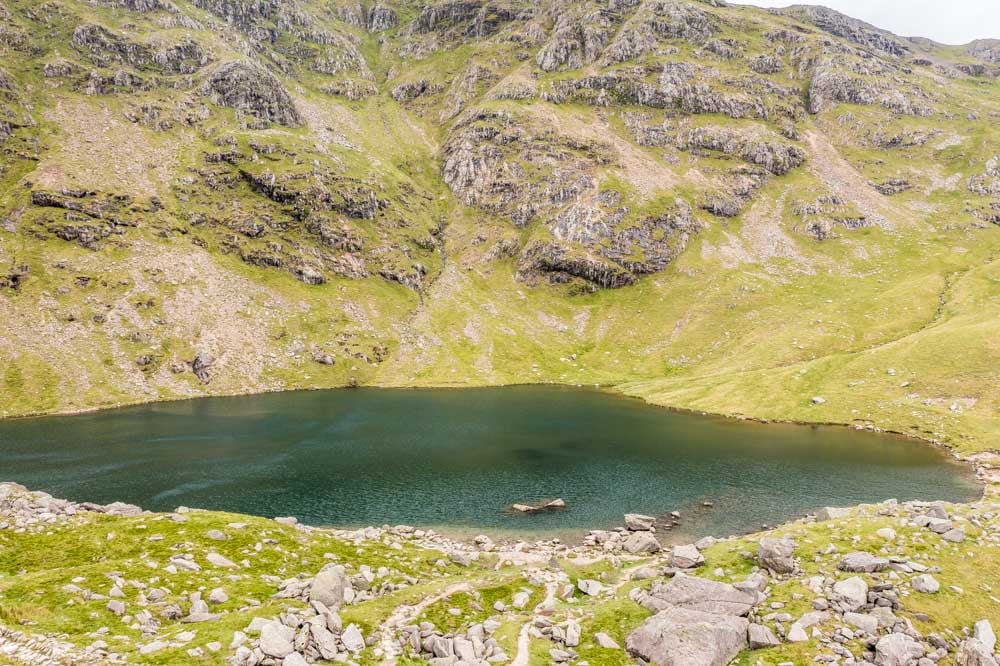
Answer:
xmin=0 ymin=386 xmax=980 ymax=539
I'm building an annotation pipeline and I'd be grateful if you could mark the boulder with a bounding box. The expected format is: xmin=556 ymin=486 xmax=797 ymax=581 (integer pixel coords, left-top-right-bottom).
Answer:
xmin=844 ymin=611 xmax=879 ymax=635
xmin=911 ymin=574 xmax=940 ymax=594
xmin=626 ymin=607 xmax=749 ymax=666
xmin=974 ymin=620 xmax=996 ymax=653
xmin=668 ymin=544 xmax=705 ymax=569
xmin=955 ymin=638 xmax=999 ymax=666
xmin=874 ymin=633 xmax=924 ymax=666
xmin=341 ymin=624 xmax=365 ymax=653
xmin=310 ymin=567 xmax=348 ymax=608
xmin=748 ymin=623 xmax=780 ymax=649
xmin=927 ymin=518 xmax=953 ymax=534
xmin=831 ymin=576 xmax=868 ymax=612
xmin=942 ymin=527 xmax=966 ymax=543
xmin=260 ymin=621 xmax=295 ymax=659
xmin=839 ymin=552 xmax=890 ymax=573
xmin=640 ymin=573 xmax=757 ymax=616
xmin=594 ymin=632 xmax=620 ymax=649
xmin=623 ymin=531 xmax=661 ymax=554
xmin=757 ymin=536 xmax=796 ymax=573
xmin=624 ymin=513 xmax=656 ymax=531
xmin=577 ymin=579 xmax=603 ymax=596
xmin=816 ymin=507 xmax=851 ymax=520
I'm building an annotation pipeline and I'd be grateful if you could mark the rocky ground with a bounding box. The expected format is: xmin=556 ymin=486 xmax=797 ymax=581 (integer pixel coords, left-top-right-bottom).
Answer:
xmin=0 ymin=470 xmax=997 ymax=666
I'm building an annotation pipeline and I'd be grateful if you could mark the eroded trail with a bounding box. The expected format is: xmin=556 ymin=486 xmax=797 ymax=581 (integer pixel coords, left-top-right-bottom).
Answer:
xmin=378 ymin=582 xmax=473 ymax=664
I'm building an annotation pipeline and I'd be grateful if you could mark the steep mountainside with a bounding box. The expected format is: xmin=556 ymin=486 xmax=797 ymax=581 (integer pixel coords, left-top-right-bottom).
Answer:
xmin=0 ymin=0 xmax=998 ymax=451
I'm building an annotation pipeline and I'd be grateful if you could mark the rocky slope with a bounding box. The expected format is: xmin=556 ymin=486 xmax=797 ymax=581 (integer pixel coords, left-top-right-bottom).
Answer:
xmin=0 ymin=477 xmax=998 ymax=666
xmin=0 ymin=0 xmax=997 ymax=455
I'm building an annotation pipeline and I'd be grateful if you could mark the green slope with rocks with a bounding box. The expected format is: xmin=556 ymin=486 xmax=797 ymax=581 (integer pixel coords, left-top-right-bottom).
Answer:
xmin=0 ymin=0 xmax=997 ymax=455
xmin=0 ymin=480 xmax=997 ymax=666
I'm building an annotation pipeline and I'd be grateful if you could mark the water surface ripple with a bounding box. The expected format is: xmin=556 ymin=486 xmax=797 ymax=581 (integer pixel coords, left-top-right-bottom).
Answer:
xmin=0 ymin=386 xmax=980 ymax=539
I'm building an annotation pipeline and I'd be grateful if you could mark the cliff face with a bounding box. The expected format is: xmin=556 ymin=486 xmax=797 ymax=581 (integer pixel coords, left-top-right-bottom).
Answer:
xmin=0 ymin=0 xmax=998 ymax=449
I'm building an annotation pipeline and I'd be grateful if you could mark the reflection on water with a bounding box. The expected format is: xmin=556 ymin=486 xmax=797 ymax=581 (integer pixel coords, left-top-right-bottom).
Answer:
xmin=0 ymin=386 xmax=980 ymax=539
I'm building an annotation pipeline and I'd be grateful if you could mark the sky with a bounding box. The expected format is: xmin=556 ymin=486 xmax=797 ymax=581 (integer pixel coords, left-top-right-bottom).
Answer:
xmin=727 ymin=0 xmax=1000 ymax=45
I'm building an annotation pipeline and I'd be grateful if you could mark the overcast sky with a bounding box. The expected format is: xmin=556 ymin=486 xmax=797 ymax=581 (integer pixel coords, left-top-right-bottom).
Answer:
xmin=727 ymin=0 xmax=999 ymax=45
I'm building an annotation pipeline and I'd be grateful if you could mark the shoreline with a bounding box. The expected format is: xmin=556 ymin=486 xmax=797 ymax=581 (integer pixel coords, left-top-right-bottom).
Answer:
xmin=3 ymin=376 xmax=995 ymax=464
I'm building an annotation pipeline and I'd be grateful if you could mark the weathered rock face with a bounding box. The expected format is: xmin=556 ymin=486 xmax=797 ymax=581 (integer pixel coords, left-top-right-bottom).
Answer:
xmin=779 ymin=5 xmax=908 ymax=56
xmin=679 ymin=126 xmax=805 ymax=175
xmin=757 ymin=536 xmax=796 ymax=573
xmin=626 ymin=607 xmax=749 ymax=666
xmin=443 ymin=108 xmax=700 ymax=288
xmin=637 ymin=573 xmax=758 ymax=615
xmin=203 ymin=61 xmax=302 ymax=127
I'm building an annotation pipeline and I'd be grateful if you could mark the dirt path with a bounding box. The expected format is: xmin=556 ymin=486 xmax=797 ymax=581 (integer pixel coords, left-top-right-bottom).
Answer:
xmin=511 ymin=582 xmax=559 ymax=666
xmin=378 ymin=582 xmax=473 ymax=664
xmin=0 ymin=626 xmax=111 ymax=666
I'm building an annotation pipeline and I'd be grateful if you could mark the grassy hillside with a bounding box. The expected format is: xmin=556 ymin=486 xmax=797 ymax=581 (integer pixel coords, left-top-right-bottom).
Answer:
xmin=0 ymin=0 xmax=997 ymax=455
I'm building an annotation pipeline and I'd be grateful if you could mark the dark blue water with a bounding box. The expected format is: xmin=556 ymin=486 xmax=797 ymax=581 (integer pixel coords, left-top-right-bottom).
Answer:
xmin=0 ymin=386 xmax=980 ymax=539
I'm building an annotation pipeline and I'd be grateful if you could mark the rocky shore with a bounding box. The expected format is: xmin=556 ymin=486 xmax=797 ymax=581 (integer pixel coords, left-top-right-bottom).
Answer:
xmin=1 ymin=481 xmax=997 ymax=666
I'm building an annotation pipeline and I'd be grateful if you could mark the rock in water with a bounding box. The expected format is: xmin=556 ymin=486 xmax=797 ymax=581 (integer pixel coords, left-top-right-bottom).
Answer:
xmin=203 ymin=61 xmax=302 ymax=127
xmin=626 ymin=607 xmax=749 ymax=666
xmin=757 ymin=536 xmax=796 ymax=573
xmin=624 ymin=513 xmax=656 ymax=531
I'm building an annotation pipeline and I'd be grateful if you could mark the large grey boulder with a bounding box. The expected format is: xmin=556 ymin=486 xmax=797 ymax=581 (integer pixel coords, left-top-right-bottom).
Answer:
xmin=259 ymin=620 xmax=295 ymax=659
xmin=624 ymin=513 xmax=656 ymax=531
xmin=640 ymin=573 xmax=757 ymax=616
xmin=911 ymin=574 xmax=940 ymax=594
xmin=839 ymin=552 xmax=890 ymax=573
xmin=974 ymin=620 xmax=996 ymax=653
xmin=623 ymin=531 xmax=661 ymax=554
xmin=816 ymin=506 xmax=851 ymax=520
xmin=748 ymin=623 xmax=780 ymax=649
xmin=831 ymin=576 xmax=868 ymax=612
xmin=874 ymin=633 xmax=924 ymax=665
xmin=668 ymin=544 xmax=705 ymax=569
xmin=955 ymin=638 xmax=999 ymax=666
xmin=626 ymin=607 xmax=749 ymax=666
xmin=757 ymin=536 xmax=796 ymax=573
xmin=310 ymin=567 xmax=348 ymax=608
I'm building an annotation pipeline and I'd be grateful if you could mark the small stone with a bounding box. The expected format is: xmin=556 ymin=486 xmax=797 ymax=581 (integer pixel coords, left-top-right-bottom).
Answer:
xmin=206 ymin=552 xmax=237 ymax=568
xmin=594 ymin=632 xmax=620 ymax=649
